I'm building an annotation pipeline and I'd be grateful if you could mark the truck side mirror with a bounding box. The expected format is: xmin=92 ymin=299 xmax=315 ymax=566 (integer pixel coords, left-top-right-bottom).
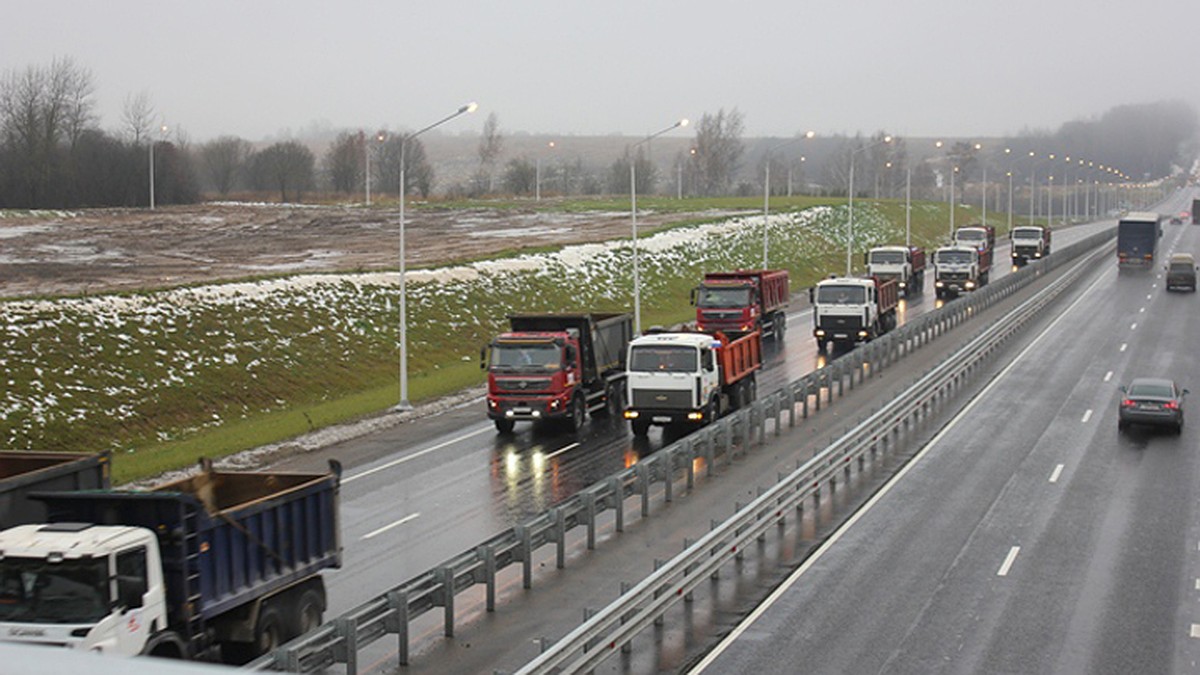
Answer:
xmin=1118 ymin=385 xmax=1127 ymax=393
xmin=863 ymin=253 xmax=869 ymax=265
xmin=689 ymin=287 xmax=699 ymax=306
xmin=117 ymin=576 xmax=145 ymax=610
xmin=479 ymin=346 xmax=487 ymax=370
xmin=807 ymin=287 xmax=815 ymax=303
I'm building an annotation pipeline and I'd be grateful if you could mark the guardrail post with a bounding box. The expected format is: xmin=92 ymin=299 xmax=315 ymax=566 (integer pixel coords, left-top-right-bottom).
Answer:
xmin=478 ymin=545 xmax=497 ymax=610
xmin=441 ymin=567 xmax=455 ymax=637
xmin=653 ymin=559 xmax=666 ymax=626
xmin=387 ymin=589 xmax=410 ymax=665
xmin=638 ymin=462 xmax=651 ymax=517
xmin=333 ymin=618 xmax=358 ymax=675
xmin=553 ymin=507 xmax=567 ymax=569
xmin=581 ymin=491 xmax=597 ymax=550
xmin=664 ymin=448 xmax=675 ymax=503
xmin=704 ymin=431 xmax=716 ymax=477
xmin=516 ymin=524 xmax=533 ymax=588
xmin=684 ymin=439 xmax=696 ymax=489
xmin=610 ymin=477 xmax=625 ymax=532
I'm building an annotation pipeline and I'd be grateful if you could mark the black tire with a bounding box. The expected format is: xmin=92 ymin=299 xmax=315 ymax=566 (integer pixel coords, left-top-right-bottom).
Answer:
xmin=568 ymin=395 xmax=586 ymax=431
xmin=775 ymin=313 xmax=786 ymax=341
xmin=253 ymin=605 xmax=285 ymax=659
xmin=706 ymin=397 xmax=720 ymax=425
xmin=493 ymin=418 xmax=515 ymax=434
xmin=290 ymin=588 xmax=324 ymax=639
xmin=631 ymin=418 xmax=651 ymax=437
xmin=594 ymin=383 xmax=617 ymax=419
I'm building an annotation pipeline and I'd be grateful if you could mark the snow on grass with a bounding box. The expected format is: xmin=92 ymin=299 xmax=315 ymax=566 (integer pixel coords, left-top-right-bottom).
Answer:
xmin=2 ymin=203 xmax=890 ymax=452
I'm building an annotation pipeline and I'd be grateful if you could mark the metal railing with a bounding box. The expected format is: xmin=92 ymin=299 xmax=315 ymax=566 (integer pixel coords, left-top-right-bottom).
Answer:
xmin=515 ymin=235 xmax=1112 ymax=674
xmin=249 ymin=227 xmax=1116 ymax=673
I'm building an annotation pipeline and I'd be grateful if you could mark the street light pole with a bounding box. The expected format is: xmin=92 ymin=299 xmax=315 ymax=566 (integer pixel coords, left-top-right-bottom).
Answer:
xmin=397 ymin=102 xmax=478 ymax=410
xmin=905 ymin=164 xmax=912 ymax=248
xmin=631 ymin=118 xmax=689 ymax=335
xmin=762 ymin=131 xmax=814 ymax=268
xmin=847 ymin=134 xmax=892 ymax=275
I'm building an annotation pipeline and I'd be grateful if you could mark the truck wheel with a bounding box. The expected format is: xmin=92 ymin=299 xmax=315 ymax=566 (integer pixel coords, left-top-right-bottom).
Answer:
xmin=253 ymin=605 xmax=285 ymax=658
xmin=775 ymin=313 xmax=786 ymax=340
xmin=568 ymin=395 xmax=586 ymax=431
xmin=706 ymin=398 xmax=720 ymax=425
xmin=597 ymin=383 xmax=622 ymax=419
xmin=290 ymin=588 xmax=324 ymax=638
xmin=494 ymin=418 xmax=515 ymax=434
xmin=815 ymin=339 xmax=826 ymax=353
xmin=631 ymin=418 xmax=651 ymax=437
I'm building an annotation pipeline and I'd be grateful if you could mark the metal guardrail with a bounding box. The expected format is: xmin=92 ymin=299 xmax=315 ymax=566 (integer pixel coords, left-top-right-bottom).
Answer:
xmin=514 ymin=233 xmax=1113 ymax=674
xmin=248 ymin=228 xmax=1116 ymax=673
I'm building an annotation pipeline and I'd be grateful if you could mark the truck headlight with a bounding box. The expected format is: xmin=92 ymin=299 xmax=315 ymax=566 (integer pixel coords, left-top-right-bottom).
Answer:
xmin=965 ymin=281 xmax=976 ymax=289
xmin=935 ymin=281 xmax=944 ymax=288
xmin=815 ymin=329 xmax=825 ymax=337
xmin=624 ymin=410 xmax=639 ymax=419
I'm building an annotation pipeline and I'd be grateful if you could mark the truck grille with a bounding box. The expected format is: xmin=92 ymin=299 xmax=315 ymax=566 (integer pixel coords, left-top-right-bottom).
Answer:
xmin=632 ymin=389 xmax=693 ymax=409
xmin=940 ymin=272 xmax=969 ymax=281
xmin=494 ymin=378 xmax=553 ymax=393
xmin=819 ymin=315 xmax=864 ymax=331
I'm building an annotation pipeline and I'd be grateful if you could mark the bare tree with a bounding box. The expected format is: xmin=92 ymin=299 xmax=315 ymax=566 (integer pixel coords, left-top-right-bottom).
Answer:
xmin=378 ymin=136 xmax=434 ymax=198
xmin=477 ymin=112 xmax=503 ymax=192
xmin=324 ymin=131 xmax=365 ymax=194
xmin=198 ymin=136 xmax=252 ymax=196
xmin=121 ymin=91 xmax=155 ymax=143
xmin=248 ymin=140 xmax=314 ymax=202
xmin=607 ymin=148 xmax=656 ymax=195
xmin=692 ymin=108 xmax=745 ymax=196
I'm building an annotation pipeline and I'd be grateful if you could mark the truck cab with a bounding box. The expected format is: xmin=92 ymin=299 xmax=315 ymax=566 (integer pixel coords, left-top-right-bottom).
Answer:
xmin=866 ymin=245 xmax=924 ymax=296
xmin=954 ymin=225 xmax=996 ymax=253
xmin=485 ymin=331 xmax=583 ymax=430
xmin=692 ymin=270 xmax=790 ymax=341
xmin=0 ymin=524 xmax=166 ymax=657
xmin=811 ymin=276 xmax=898 ymax=350
xmin=1010 ymin=226 xmax=1050 ymax=266
xmin=933 ymin=245 xmax=988 ymax=298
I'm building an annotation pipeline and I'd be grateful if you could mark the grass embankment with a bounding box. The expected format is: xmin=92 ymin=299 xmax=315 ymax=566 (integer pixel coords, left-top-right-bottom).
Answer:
xmin=4 ymin=198 xmax=985 ymax=484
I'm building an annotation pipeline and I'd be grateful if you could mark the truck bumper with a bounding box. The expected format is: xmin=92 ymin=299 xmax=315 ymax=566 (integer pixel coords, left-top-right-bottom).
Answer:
xmin=623 ymin=408 xmax=705 ymax=426
xmin=487 ymin=396 xmax=570 ymax=422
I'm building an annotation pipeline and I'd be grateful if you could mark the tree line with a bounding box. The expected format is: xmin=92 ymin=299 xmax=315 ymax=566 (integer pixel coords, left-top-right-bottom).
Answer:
xmin=2 ymin=58 xmax=1195 ymax=209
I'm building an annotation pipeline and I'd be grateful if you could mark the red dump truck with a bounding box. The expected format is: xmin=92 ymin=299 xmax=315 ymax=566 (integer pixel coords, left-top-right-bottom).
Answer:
xmin=484 ymin=312 xmax=635 ymax=433
xmin=623 ymin=330 xmax=763 ymax=436
xmin=692 ymin=269 xmax=790 ymax=341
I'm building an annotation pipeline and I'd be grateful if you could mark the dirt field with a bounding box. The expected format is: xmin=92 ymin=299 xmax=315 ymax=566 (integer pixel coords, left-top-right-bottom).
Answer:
xmin=1 ymin=203 xmax=733 ymax=298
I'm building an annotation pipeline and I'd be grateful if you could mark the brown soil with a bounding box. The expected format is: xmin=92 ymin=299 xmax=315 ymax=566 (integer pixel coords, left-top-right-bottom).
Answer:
xmin=1 ymin=203 xmax=729 ymax=298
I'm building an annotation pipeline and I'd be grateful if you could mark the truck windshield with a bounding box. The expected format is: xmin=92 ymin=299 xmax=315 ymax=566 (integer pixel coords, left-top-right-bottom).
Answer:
xmin=869 ymin=251 xmax=904 ymax=264
xmin=0 ymin=557 xmax=110 ymax=624
xmin=936 ymin=251 xmax=973 ymax=265
xmin=815 ymin=285 xmax=866 ymax=304
xmin=1011 ymin=228 xmax=1041 ymax=240
xmin=629 ymin=345 xmax=698 ymax=373
xmin=696 ymin=287 xmax=750 ymax=308
xmin=490 ymin=343 xmax=561 ymax=372
xmin=956 ymin=230 xmax=984 ymax=242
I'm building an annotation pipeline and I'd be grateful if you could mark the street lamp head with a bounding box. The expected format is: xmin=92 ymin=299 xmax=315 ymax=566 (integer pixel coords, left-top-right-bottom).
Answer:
xmin=1004 ymin=147 xmax=1012 ymax=155
xmin=884 ymin=135 xmax=893 ymax=143
xmin=461 ymin=102 xmax=479 ymax=114
xmin=935 ymin=140 xmax=944 ymax=148
xmin=973 ymin=143 xmax=982 ymax=150
xmin=548 ymin=141 xmax=556 ymax=149
xmin=804 ymin=130 xmax=816 ymax=139
xmin=1028 ymin=151 xmax=1035 ymax=157
xmin=678 ymin=118 xmax=690 ymax=128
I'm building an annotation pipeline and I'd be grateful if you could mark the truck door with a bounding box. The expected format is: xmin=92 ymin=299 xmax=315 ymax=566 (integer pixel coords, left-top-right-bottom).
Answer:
xmin=114 ymin=547 xmax=153 ymax=655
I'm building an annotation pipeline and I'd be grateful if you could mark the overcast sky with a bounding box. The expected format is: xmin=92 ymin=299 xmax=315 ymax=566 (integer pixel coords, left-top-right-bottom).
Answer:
xmin=4 ymin=0 xmax=1198 ymax=143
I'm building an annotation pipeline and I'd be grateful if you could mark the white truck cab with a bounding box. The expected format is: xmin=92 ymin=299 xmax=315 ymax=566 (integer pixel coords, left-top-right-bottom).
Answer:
xmin=626 ymin=332 xmax=720 ymax=424
xmin=0 ymin=524 xmax=166 ymax=656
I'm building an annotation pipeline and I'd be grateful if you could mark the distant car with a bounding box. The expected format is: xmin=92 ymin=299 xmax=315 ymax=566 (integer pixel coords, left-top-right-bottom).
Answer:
xmin=1165 ymin=253 xmax=1198 ymax=292
xmin=1119 ymin=378 xmax=1187 ymax=434
xmin=1170 ymin=216 xmax=1183 ymax=225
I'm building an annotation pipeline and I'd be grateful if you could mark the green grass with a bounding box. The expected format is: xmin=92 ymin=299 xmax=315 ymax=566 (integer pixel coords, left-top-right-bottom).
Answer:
xmin=4 ymin=197 xmax=996 ymax=483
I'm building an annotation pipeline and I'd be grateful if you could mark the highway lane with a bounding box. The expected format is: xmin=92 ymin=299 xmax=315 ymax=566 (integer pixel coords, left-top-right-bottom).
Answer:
xmin=696 ymin=201 xmax=1198 ymax=674
xmin=270 ymin=217 xmax=1120 ymax=614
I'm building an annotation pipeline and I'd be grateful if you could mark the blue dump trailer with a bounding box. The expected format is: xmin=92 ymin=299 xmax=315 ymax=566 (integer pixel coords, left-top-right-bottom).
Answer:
xmin=0 ymin=451 xmax=111 ymax=530
xmin=1117 ymin=212 xmax=1162 ymax=268
xmin=0 ymin=460 xmax=341 ymax=664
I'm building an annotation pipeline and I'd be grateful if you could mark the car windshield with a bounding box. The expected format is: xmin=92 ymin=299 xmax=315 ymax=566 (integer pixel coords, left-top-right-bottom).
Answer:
xmin=696 ymin=287 xmax=750 ymax=308
xmin=1128 ymin=383 xmax=1174 ymax=398
xmin=870 ymin=251 xmax=905 ymax=265
xmin=629 ymin=345 xmax=698 ymax=373
xmin=1012 ymin=228 xmax=1041 ymax=240
xmin=0 ymin=557 xmax=110 ymax=624
xmin=936 ymin=250 xmax=973 ymax=265
xmin=816 ymin=285 xmax=866 ymax=305
xmin=490 ymin=343 xmax=561 ymax=372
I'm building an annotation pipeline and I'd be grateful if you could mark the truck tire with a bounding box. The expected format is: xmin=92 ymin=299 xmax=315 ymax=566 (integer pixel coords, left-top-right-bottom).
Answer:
xmin=596 ymin=382 xmax=622 ymax=419
xmin=774 ymin=312 xmax=786 ymax=340
xmin=290 ymin=588 xmax=324 ymax=638
xmin=494 ymin=418 xmax=515 ymax=434
xmin=253 ymin=605 xmax=285 ymax=658
xmin=706 ymin=397 xmax=720 ymax=424
xmin=568 ymin=395 xmax=586 ymax=432
xmin=631 ymin=418 xmax=651 ymax=437
xmin=143 ymin=630 xmax=188 ymax=659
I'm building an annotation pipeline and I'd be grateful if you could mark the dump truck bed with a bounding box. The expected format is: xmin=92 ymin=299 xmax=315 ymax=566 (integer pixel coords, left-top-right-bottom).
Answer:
xmin=0 ymin=451 xmax=110 ymax=529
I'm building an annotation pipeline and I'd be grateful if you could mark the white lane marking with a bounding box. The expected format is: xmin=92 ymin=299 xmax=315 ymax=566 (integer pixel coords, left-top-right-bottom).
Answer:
xmin=1147 ymin=294 xmax=1153 ymax=300
xmin=1049 ymin=464 xmax=1064 ymax=483
xmin=1195 ymin=578 xmax=1200 ymax=590
xmin=1139 ymin=307 xmax=1145 ymax=313
xmin=1131 ymin=323 xmax=1138 ymax=330
xmin=1192 ymin=624 xmax=1200 ymax=639
xmin=343 ymin=426 xmax=493 ymax=484
xmin=544 ymin=442 xmax=580 ymax=460
xmin=1081 ymin=409 xmax=1093 ymax=423
xmin=1120 ymin=343 xmax=1128 ymax=352
xmin=1104 ymin=371 xmax=1113 ymax=382
xmin=362 ymin=512 xmax=421 ymax=540
xmin=690 ymin=263 xmax=1112 ymax=673
xmin=997 ymin=546 xmax=1022 ymax=577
